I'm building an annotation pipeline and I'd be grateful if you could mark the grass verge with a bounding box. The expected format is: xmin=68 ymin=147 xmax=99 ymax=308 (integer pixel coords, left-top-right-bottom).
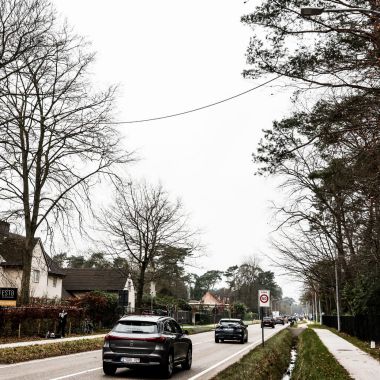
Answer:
xmin=292 ymin=328 xmax=352 ymax=380
xmin=212 ymin=328 xmax=293 ymax=380
xmin=0 ymin=338 xmax=103 ymax=364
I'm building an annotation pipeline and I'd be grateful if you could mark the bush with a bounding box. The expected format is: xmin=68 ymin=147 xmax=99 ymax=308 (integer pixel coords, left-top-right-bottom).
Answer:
xmin=67 ymin=291 xmax=121 ymax=327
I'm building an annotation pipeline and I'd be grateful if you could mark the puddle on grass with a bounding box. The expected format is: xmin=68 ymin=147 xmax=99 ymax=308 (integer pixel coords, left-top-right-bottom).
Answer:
xmin=282 ymin=346 xmax=297 ymax=380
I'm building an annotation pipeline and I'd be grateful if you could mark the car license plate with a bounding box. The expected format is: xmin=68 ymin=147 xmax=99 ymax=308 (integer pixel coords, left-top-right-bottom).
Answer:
xmin=226 ymin=328 xmax=233 ymax=331
xmin=121 ymin=357 xmax=140 ymax=363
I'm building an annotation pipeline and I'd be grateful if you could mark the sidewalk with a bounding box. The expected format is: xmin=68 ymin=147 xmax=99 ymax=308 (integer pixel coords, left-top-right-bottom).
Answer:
xmin=0 ymin=334 xmax=105 ymax=349
xmin=313 ymin=328 xmax=380 ymax=380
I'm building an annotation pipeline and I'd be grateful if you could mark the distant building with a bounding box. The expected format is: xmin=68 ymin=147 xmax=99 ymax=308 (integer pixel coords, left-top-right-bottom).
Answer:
xmin=62 ymin=268 xmax=135 ymax=311
xmin=0 ymin=221 xmax=65 ymax=300
xmin=188 ymin=291 xmax=229 ymax=324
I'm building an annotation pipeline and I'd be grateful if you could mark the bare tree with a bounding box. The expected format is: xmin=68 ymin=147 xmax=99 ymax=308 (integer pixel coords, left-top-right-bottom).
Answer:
xmin=98 ymin=181 xmax=199 ymax=310
xmin=0 ymin=0 xmax=54 ymax=78
xmin=0 ymin=3 xmax=130 ymax=304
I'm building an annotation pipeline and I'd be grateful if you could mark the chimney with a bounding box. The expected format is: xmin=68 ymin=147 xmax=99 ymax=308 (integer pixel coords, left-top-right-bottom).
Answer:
xmin=0 ymin=221 xmax=10 ymax=238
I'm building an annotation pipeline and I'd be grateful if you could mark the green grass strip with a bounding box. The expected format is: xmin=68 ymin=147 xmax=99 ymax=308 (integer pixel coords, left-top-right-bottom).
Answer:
xmin=212 ymin=329 xmax=292 ymax=380
xmin=0 ymin=338 xmax=103 ymax=364
xmin=292 ymin=328 xmax=352 ymax=380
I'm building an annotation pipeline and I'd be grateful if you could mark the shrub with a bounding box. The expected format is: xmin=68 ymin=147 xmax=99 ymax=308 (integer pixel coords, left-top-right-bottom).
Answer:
xmin=67 ymin=291 xmax=121 ymax=327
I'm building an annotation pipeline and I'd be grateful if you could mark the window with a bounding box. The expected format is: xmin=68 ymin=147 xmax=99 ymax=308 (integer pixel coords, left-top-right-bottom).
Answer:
xmin=112 ymin=321 xmax=158 ymax=334
xmin=164 ymin=321 xmax=174 ymax=333
xmin=169 ymin=320 xmax=182 ymax=334
xmin=32 ymin=270 xmax=40 ymax=283
xmin=52 ymin=277 xmax=57 ymax=287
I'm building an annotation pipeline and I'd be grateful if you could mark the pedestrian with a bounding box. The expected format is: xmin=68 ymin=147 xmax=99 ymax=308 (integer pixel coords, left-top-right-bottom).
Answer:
xmin=58 ymin=310 xmax=68 ymax=338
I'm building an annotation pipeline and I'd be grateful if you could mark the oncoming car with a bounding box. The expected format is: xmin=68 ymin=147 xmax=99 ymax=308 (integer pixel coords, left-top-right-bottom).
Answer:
xmin=102 ymin=315 xmax=192 ymax=378
xmin=214 ymin=318 xmax=248 ymax=344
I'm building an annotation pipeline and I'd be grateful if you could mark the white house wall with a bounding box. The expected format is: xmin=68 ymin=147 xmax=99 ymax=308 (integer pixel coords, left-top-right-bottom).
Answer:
xmin=47 ymin=276 xmax=62 ymax=298
xmin=0 ymin=241 xmax=63 ymax=300
xmin=29 ymin=242 xmax=49 ymax=298
xmin=0 ymin=267 xmax=22 ymax=288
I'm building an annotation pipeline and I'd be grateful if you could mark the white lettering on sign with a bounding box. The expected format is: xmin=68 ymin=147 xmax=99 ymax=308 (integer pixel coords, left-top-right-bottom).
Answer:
xmin=0 ymin=288 xmax=17 ymax=300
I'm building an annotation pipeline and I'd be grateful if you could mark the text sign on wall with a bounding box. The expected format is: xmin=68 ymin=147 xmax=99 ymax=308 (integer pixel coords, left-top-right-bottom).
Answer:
xmin=0 ymin=288 xmax=17 ymax=300
xmin=259 ymin=289 xmax=270 ymax=308
xmin=0 ymin=288 xmax=17 ymax=306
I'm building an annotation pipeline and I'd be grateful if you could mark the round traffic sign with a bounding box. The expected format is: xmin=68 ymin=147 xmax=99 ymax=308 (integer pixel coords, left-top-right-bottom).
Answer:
xmin=260 ymin=294 xmax=269 ymax=304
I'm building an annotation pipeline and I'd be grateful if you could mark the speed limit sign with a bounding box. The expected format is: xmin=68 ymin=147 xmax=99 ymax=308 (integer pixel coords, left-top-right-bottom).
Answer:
xmin=259 ymin=290 xmax=270 ymax=307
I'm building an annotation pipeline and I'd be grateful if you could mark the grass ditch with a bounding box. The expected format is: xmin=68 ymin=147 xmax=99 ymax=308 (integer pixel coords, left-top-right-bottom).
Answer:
xmin=212 ymin=328 xmax=293 ymax=380
xmin=292 ymin=328 xmax=352 ymax=380
xmin=0 ymin=338 xmax=104 ymax=364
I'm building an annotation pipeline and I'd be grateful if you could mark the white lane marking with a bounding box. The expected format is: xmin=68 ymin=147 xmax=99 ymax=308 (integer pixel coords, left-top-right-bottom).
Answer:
xmin=0 ymin=350 xmax=101 ymax=369
xmin=188 ymin=328 xmax=282 ymax=380
xmin=49 ymin=367 xmax=102 ymax=380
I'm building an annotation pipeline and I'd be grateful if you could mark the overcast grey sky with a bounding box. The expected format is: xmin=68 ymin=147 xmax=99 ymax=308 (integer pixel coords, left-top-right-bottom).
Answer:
xmin=53 ymin=0 xmax=300 ymax=301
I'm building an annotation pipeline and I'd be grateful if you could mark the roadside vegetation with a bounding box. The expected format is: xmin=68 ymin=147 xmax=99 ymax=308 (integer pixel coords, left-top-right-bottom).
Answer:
xmin=292 ymin=328 xmax=352 ymax=380
xmin=212 ymin=329 xmax=292 ymax=380
xmin=0 ymin=338 xmax=104 ymax=364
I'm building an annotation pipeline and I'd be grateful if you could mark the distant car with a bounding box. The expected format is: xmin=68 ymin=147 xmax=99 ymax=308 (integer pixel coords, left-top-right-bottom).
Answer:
xmin=102 ymin=315 xmax=192 ymax=378
xmin=214 ymin=318 xmax=248 ymax=344
xmin=262 ymin=317 xmax=275 ymax=328
xmin=275 ymin=316 xmax=285 ymax=325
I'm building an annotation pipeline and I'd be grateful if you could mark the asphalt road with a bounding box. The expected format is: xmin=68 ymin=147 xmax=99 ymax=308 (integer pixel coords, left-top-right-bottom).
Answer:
xmin=0 ymin=324 xmax=287 ymax=380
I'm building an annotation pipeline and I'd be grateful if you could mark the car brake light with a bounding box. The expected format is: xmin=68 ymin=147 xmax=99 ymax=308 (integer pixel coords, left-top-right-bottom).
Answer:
xmin=104 ymin=334 xmax=165 ymax=343
xmin=142 ymin=336 xmax=166 ymax=342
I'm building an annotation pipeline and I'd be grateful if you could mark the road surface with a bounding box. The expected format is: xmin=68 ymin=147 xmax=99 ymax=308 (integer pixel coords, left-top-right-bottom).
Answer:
xmin=0 ymin=323 xmax=287 ymax=380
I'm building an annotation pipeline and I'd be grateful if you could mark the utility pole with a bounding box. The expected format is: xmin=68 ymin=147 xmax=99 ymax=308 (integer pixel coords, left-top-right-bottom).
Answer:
xmin=335 ymin=258 xmax=341 ymax=331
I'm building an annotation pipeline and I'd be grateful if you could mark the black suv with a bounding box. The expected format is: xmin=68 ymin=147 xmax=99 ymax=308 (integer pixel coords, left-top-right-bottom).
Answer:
xmin=102 ymin=315 xmax=192 ymax=378
xmin=214 ymin=318 xmax=248 ymax=343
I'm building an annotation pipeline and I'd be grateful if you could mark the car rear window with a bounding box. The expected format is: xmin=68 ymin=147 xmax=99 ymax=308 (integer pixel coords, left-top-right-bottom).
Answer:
xmin=112 ymin=321 xmax=158 ymax=334
xmin=219 ymin=320 xmax=240 ymax=326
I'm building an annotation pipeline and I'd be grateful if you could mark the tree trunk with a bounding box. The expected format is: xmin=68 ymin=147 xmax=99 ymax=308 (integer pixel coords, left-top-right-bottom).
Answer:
xmin=135 ymin=265 xmax=147 ymax=311
xmin=20 ymin=236 xmax=34 ymax=305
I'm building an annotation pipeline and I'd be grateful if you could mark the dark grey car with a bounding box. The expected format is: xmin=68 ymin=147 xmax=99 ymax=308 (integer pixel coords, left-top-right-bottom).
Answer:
xmin=102 ymin=315 xmax=192 ymax=378
xmin=214 ymin=318 xmax=248 ymax=343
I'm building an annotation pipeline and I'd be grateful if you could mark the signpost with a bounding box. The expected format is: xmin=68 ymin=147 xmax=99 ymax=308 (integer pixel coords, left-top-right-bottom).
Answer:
xmin=0 ymin=288 xmax=17 ymax=307
xmin=258 ymin=290 xmax=270 ymax=347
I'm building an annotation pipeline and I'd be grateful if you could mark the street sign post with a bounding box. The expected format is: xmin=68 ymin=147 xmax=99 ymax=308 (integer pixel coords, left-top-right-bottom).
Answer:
xmin=258 ymin=290 xmax=271 ymax=347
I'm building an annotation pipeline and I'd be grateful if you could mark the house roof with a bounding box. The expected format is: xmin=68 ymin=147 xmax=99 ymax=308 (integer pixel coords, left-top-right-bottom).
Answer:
xmin=0 ymin=233 xmax=64 ymax=276
xmin=201 ymin=291 xmax=223 ymax=305
xmin=62 ymin=268 xmax=128 ymax=292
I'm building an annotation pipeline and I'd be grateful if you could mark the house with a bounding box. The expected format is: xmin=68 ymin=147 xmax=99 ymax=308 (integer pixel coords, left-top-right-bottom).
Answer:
xmin=0 ymin=221 xmax=65 ymax=300
xmin=62 ymin=268 xmax=136 ymax=311
xmin=188 ymin=291 xmax=229 ymax=324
